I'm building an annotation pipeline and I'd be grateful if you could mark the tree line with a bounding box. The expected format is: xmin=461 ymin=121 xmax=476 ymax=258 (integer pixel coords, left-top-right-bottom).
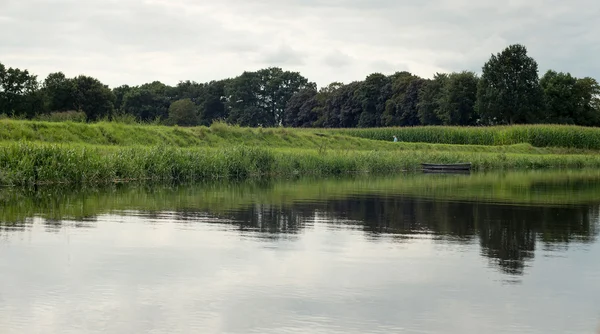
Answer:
xmin=1 ymin=44 xmax=599 ymax=127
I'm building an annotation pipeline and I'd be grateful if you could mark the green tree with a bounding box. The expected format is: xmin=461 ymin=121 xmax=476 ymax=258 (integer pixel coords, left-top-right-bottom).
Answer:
xmin=283 ymin=87 xmax=318 ymax=127
xmin=112 ymin=85 xmax=132 ymax=112
xmin=382 ymin=72 xmax=422 ymax=126
xmin=312 ymin=82 xmax=344 ymax=127
xmin=225 ymin=68 xmax=313 ymax=126
xmin=417 ymin=73 xmax=447 ymax=125
xmin=355 ymin=73 xmax=390 ymax=127
xmin=43 ymin=72 xmax=76 ymax=112
xmin=200 ymin=80 xmax=228 ymax=125
xmin=167 ymin=98 xmax=199 ymax=126
xmin=540 ymin=71 xmax=600 ymax=126
xmin=122 ymin=81 xmax=173 ymax=122
xmin=438 ymin=71 xmax=479 ymax=125
xmin=0 ymin=64 xmax=41 ymax=118
xmin=573 ymin=77 xmax=600 ymax=126
xmin=72 ymin=75 xmax=115 ymax=121
xmin=476 ymin=44 xmax=544 ymax=124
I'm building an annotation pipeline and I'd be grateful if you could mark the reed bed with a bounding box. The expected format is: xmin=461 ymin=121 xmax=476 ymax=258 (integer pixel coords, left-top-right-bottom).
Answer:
xmin=2 ymin=142 xmax=600 ymax=186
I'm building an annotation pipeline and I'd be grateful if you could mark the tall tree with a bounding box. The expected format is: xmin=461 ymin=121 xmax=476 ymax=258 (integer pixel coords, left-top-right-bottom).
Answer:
xmin=112 ymin=85 xmax=132 ymax=112
xmin=72 ymin=75 xmax=116 ymax=121
xmin=438 ymin=71 xmax=479 ymax=125
xmin=382 ymin=72 xmax=422 ymax=126
xmin=43 ymin=72 xmax=76 ymax=112
xmin=226 ymin=68 xmax=313 ymax=126
xmin=417 ymin=73 xmax=447 ymax=125
xmin=200 ymin=80 xmax=228 ymax=125
xmin=283 ymin=87 xmax=318 ymax=127
xmin=355 ymin=73 xmax=390 ymax=127
xmin=572 ymin=77 xmax=600 ymax=126
xmin=476 ymin=44 xmax=544 ymax=124
xmin=121 ymin=81 xmax=173 ymax=122
xmin=312 ymin=82 xmax=344 ymax=127
xmin=0 ymin=64 xmax=41 ymax=117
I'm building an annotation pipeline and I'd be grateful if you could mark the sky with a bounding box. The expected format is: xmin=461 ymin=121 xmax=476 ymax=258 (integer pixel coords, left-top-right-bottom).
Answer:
xmin=1 ymin=0 xmax=599 ymax=88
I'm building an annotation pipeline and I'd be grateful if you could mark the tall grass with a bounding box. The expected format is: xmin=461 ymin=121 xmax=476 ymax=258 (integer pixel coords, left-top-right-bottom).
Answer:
xmin=3 ymin=142 xmax=600 ymax=186
xmin=337 ymin=124 xmax=600 ymax=150
xmin=2 ymin=119 xmax=600 ymax=152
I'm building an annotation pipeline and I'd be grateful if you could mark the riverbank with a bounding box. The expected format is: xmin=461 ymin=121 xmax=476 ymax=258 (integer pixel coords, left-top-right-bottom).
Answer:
xmin=2 ymin=120 xmax=600 ymax=185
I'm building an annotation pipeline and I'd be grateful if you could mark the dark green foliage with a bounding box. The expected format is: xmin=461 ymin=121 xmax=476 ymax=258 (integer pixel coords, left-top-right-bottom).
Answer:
xmin=356 ymin=73 xmax=390 ymax=127
xmin=283 ymin=88 xmax=318 ymax=127
xmin=167 ymin=98 xmax=199 ymax=126
xmin=417 ymin=73 xmax=447 ymax=125
xmin=72 ymin=75 xmax=116 ymax=121
xmin=438 ymin=71 xmax=479 ymax=125
xmin=43 ymin=72 xmax=76 ymax=112
xmin=0 ymin=62 xmax=40 ymax=118
xmin=121 ymin=82 xmax=172 ymax=122
xmin=225 ymin=67 xmax=313 ymax=127
xmin=476 ymin=44 xmax=544 ymax=125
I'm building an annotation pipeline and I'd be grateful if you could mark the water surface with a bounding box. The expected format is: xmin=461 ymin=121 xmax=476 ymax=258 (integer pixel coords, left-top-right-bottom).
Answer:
xmin=1 ymin=170 xmax=600 ymax=333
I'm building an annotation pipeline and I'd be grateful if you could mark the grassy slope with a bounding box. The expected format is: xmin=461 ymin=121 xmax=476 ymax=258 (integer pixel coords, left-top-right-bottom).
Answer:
xmin=1 ymin=119 xmax=599 ymax=155
xmin=2 ymin=119 xmax=600 ymax=185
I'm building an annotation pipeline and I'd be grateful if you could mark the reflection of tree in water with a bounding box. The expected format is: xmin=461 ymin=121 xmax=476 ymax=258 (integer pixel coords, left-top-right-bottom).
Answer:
xmin=231 ymin=195 xmax=598 ymax=277
xmin=1 ymin=187 xmax=598 ymax=277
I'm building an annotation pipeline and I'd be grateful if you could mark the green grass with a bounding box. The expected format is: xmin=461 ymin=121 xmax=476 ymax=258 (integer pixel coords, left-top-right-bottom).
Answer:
xmin=2 ymin=119 xmax=600 ymax=185
xmin=335 ymin=124 xmax=600 ymax=150
xmin=2 ymin=119 xmax=600 ymax=153
xmin=3 ymin=141 xmax=600 ymax=186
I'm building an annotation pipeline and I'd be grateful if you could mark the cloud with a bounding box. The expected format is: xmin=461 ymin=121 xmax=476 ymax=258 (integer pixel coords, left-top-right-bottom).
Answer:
xmin=260 ymin=44 xmax=307 ymax=66
xmin=1 ymin=0 xmax=599 ymax=88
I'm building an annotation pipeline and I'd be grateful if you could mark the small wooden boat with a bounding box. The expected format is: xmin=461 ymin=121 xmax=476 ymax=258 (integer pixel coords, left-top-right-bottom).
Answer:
xmin=421 ymin=162 xmax=471 ymax=172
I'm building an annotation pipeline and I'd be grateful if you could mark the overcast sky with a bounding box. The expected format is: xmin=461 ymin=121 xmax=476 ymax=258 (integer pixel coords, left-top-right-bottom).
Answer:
xmin=1 ymin=0 xmax=599 ymax=88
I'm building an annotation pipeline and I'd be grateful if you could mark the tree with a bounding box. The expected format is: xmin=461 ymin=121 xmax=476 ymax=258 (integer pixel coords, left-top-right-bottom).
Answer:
xmin=283 ymin=87 xmax=318 ymax=127
xmin=72 ymin=75 xmax=115 ymax=121
xmin=438 ymin=71 xmax=479 ymax=125
xmin=112 ymin=85 xmax=132 ymax=112
xmin=382 ymin=72 xmax=422 ymax=126
xmin=167 ymin=98 xmax=199 ymax=126
xmin=225 ymin=68 xmax=313 ymax=126
xmin=417 ymin=73 xmax=447 ymax=125
xmin=43 ymin=72 xmax=76 ymax=112
xmin=572 ymin=77 xmax=600 ymax=126
xmin=0 ymin=64 xmax=41 ymax=118
xmin=476 ymin=44 xmax=544 ymax=125
xmin=540 ymin=71 xmax=600 ymax=126
xmin=355 ymin=73 xmax=390 ymax=127
xmin=200 ymin=80 xmax=228 ymax=125
xmin=312 ymin=82 xmax=344 ymax=127
xmin=121 ymin=81 xmax=172 ymax=122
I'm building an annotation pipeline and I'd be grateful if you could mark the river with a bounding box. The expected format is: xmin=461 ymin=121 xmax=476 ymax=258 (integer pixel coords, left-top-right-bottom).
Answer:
xmin=1 ymin=170 xmax=599 ymax=333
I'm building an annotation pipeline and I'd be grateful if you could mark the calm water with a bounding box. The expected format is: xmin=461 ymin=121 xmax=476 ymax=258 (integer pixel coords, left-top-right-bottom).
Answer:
xmin=1 ymin=170 xmax=600 ymax=333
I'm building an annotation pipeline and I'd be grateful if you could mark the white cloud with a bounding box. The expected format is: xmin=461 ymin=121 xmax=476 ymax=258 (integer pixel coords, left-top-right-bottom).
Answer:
xmin=1 ymin=0 xmax=599 ymax=88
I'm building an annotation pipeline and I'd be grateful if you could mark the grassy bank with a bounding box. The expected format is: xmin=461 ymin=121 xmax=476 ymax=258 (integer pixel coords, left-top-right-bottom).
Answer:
xmin=3 ymin=142 xmax=600 ymax=186
xmin=3 ymin=119 xmax=600 ymax=151
xmin=2 ymin=119 xmax=600 ymax=185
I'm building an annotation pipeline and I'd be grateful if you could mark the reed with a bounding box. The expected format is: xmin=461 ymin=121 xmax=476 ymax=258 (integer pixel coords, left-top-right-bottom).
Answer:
xmin=3 ymin=142 xmax=600 ymax=186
